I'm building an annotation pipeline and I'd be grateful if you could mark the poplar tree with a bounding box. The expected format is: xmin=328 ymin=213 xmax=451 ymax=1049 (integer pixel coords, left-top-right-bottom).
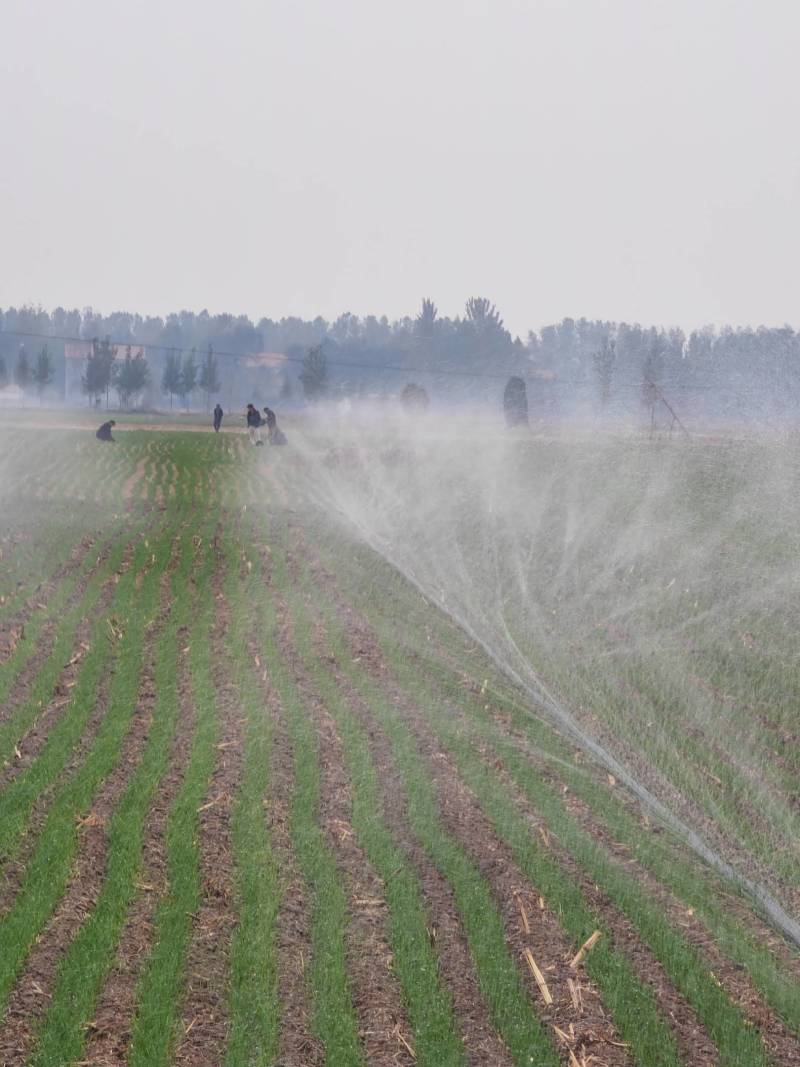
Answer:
xmin=114 ymin=346 xmax=149 ymax=408
xmin=299 ymin=344 xmax=328 ymax=400
xmin=15 ymin=345 xmax=30 ymax=405
xmin=32 ymin=344 xmax=54 ymax=403
xmin=161 ymin=349 xmax=183 ymax=409
xmin=198 ymin=345 xmax=220 ymax=411
xmin=180 ymin=349 xmax=198 ymax=409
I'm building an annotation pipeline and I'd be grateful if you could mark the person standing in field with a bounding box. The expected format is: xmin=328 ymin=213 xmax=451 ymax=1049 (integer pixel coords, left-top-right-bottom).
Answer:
xmin=96 ymin=419 xmax=116 ymax=442
xmin=262 ymin=405 xmax=277 ymax=442
xmin=246 ymin=403 xmax=263 ymax=445
xmin=213 ymin=403 xmax=223 ymax=432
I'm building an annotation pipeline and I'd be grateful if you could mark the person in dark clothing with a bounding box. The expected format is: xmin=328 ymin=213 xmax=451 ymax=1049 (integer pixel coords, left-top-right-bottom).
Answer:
xmin=246 ymin=403 xmax=263 ymax=445
xmin=262 ymin=406 xmax=277 ymax=442
xmin=503 ymin=376 xmax=529 ymax=428
xmin=96 ymin=419 xmax=116 ymax=442
xmin=213 ymin=404 xmax=223 ymax=432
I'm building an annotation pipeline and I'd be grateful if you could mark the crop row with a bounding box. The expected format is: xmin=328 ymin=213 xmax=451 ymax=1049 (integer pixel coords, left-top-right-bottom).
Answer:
xmin=1 ymin=436 xmax=798 ymax=1066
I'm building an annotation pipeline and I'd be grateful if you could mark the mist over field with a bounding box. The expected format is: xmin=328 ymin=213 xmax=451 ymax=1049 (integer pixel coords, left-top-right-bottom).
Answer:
xmin=3 ymin=302 xmax=800 ymax=433
xmin=2 ymin=1 xmax=800 ymax=1061
xmin=285 ymin=411 xmax=800 ymax=942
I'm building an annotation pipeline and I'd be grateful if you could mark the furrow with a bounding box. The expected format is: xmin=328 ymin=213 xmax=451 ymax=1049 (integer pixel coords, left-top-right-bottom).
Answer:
xmin=0 ymin=522 xmax=126 ymax=722
xmin=172 ymin=538 xmax=243 ymax=1067
xmin=0 ymin=539 xmax=158 ymax=917
xmin=305 ymin=598 xmax=637 ymax=1066
xmin=78 ymin=571 xmax=200 ymax=1064
xmin=0 ymin=531 xmax=99 ymax=651
xmin=303 ymin=513 xmax=793 ymax=1065
xmin=456 ymin=679 xmax=800 ymax=1059
xmin=24 ymin=519 xmax=201 ymax=1067
xmin=288 ymin=576 xmax=510 ymax=1066
xmin=242 ymin=604 xmax=322 ymax=1067
xmin=126 ymin=526 xmax=223 ymax=1067
xmin=0 ymin=518 xmax=174 ymax=1035
xmin=222 ymin=521 xmax=282 ymax=1067
xmin=0 ymin=532 xmax=142 ymax=793
xmin=245 ymin=537 xmax=364 ymax=1066
xmin=367 ymin=621 xmax=773 ymax=1067
xmin=280 ymin=610 xmax=418 ymax=1066
xmin=417 ymin=615 xmax=800 ymax=1018
xmin=292 ymin=530 xmax=702 ymax=1067
xmin=274 ymin=536 xmax=559 ymax=1067
xmin=0 ymin=559 xmax=170 ymax=1066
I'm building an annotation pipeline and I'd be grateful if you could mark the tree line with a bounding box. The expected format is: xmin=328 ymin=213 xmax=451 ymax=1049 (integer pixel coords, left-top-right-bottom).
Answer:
xmin=0 ymin=343 xmax=55 ymax=404
xmin=1 ymin=299 xmax=799 ymax=421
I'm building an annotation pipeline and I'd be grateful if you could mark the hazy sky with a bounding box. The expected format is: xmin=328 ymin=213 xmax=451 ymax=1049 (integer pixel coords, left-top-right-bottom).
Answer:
xmin=2 ymin=0 xmax=798 ymax=336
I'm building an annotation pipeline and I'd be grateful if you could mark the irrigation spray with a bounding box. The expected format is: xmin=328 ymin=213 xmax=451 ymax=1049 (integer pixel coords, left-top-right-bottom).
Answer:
xmin=288 ymin=407 xmax=800 ymax=949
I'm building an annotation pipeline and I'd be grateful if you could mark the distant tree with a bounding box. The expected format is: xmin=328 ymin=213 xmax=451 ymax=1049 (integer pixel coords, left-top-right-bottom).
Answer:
xmin=593 ymin=337 xmax=616 ymax=409
xmin=100 ymin=339 xmax=117 ymax=408
xmin=81 ymin=338 xmax=117 ymax=408
xmin=15 ymin=345 xmax=30 ymax=404
xmin=114 ymin=346 xmax=149 ymax=409
xmin=641 ymin=334 xmax=665 ymax=433
xmin=279 ymin=372 xmax=293 ymax=400
xmin=401 ymin=382 xmax=429 ymax=412
xmin=181 ymin=348 xmax=198 ymax=409
xmin=161 ymin=348 xmax=182 ymax=409
xmin=465 ymin=297 xmax=503 ymax=333
xmin=81 ymin=345 xmax=106 ymax=406
xmin=299 ymin=344 xmax=328 ymax=400
xmin=414 ymin=298 xmax=439 ymax=341
xmin=462 ymin=299 xmax=512 ymax=385
xmin=32 ymin=344 xmax=54 ymax=403
xmin=0 ymin=353 xmax=7 ymax=388
xmin=641 ymin=334 xmax=664 ymax=407
xmin=198 ymin=345 xmax=220 ymax=412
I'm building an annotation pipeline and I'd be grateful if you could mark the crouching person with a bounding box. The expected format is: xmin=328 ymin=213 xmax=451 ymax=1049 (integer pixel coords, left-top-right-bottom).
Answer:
xmin=96 ymin=419 xmax=116 ymax=442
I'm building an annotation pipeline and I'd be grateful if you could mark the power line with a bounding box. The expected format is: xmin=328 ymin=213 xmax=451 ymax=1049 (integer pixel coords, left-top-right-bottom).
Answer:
xmin=2 ymin=327 xmax=514 ymax=380
xmin=0 ymin=326 xmax=761 ymax=396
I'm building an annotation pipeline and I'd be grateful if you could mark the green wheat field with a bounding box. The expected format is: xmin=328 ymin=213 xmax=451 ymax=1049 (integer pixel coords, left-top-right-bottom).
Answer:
xmin=0 ymin=412 xmax=798 ymax=1067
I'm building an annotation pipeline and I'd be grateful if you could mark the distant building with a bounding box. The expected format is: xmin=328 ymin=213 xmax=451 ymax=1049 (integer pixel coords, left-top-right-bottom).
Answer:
xmin=242 ymin=352 xmax=287 ymax=370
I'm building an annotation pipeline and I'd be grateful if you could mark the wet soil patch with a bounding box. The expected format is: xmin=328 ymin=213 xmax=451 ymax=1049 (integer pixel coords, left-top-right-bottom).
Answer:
xmin=437 ymin=652 xmax=800 ymax=1055
xmin=294 ymin=539 xmax=717 ymax=1067
xmin=304 ymin=526 xmax=800 ymax=1056
xmin=325 ymin=626 xmax=637 ymax=1066
xmin=441 ymin=649 xmax=800 ymax=986
xmin=468 ymin=713 xmax=800 ymax=1065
